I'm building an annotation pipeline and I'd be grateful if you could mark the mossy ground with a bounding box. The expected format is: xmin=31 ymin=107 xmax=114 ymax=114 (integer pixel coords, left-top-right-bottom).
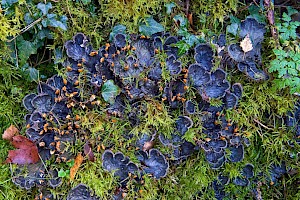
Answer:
xmin=1 ymin=0 xmax=300 ymax=199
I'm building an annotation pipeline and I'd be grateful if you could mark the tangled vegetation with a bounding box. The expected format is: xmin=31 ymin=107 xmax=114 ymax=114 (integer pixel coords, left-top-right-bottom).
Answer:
xmin=0 ymin=0 xmax=300 ymax=199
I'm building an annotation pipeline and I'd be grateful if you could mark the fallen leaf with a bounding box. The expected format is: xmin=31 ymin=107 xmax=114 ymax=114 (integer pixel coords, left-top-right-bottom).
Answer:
xmin=2 ymin=125 xmax=19 ymax=141
xmin=70 ymin=153 xmax=84 ymax=181
xmin=188 ymin=13 xmax=193 ymax=26
xmin=5 ymin=135 xmax=39 ymax=164
xmin=240 ymin=34 xmax=253 ymax=53
xmin=83 ymin=142 xmax=95 ymax=162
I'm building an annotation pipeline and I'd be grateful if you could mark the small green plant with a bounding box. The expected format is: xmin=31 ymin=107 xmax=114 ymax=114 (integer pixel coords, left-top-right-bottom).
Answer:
xmin=269 ymin=7 xmax=300 ymax=94
xmin=58 ymin=160 xmax=74 ymax=178
xmin=173 ymin=14 xmax=202 ymax=56
xmin=276 ymin=7 xmax=300 ymax=42
xmin=269 ymin=48 xmax=300 ymax=93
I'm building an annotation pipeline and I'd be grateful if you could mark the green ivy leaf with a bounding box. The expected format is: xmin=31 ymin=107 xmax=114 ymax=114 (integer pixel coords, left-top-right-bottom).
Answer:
xmin=226 ymin=23 xmax=239 ymax=36
xmin=28 ymin=67 xmax=39 ymax=82
xmin=1 ymin=0 xmax=18 ymax=7
xmin=165 ymin=2 xmax=176 ymax=15
xmin=37 ymin=2 xmax=52 ymax=16
xmin=17 ymin=36 xmax=37 ymax=66
xmin=185 ymin=34 xmax=199 ymax=47
xmin=173 ymin=15 xmax=188 ymax=28
xmin=42 ymin=14 xmax=68 ymax=30
xmin=139 ymin=17 xmax=164 ymax=37
xmin=101 ymin=80 xmax=120 ymax=104
xmin=248 ymin=5 xmax=266 ymax=24
xmin=81 ymin=0 xmax=91 ymax=5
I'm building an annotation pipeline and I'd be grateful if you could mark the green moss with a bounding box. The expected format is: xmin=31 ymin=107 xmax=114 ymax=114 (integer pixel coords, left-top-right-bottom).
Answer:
xmin=191 ymin=0 xmax=238 ymax=30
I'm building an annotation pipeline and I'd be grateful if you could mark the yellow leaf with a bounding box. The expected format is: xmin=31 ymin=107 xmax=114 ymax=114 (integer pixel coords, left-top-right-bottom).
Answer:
xmin=70 ymin=153 xmax=84 ymax=181
xmin=240 ymin=34 xmax=253 ymax=53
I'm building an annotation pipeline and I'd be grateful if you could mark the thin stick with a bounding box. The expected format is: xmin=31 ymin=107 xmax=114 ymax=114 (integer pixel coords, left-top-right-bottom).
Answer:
xmin=253 ymin=118 xmax=272 ymax=130
xmin=7 ymin=18 xmax=42 ymax=42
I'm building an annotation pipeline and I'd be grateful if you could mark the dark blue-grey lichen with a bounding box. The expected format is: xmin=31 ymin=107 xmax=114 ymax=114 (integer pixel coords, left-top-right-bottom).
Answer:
xmin=67 ymin=184 xmax=98 ymax=200
xmin=185 ymin=100 xmax=196 ymax=114
xmin=233 ymin=177 xmax=250 ymax=186
xmin=12 ymin=163 xmax=46 ymax=190
xmin=114 ymin=33 xmax=127 ymax=48
xmin=163 ymin=36 xmax=179 ymax=57
xmin=102 ymin=150 xmax=138 ymax=182
xmin=176 ymin=116 xmax=193 ymax=135
xmin=212 ymin=174 xmax=229 ymax=200
xmin=136 ymin=149 xmax=169 ymax=179
xmin=242 ymin=164 xmax=254 ymax=179
xmin=48 ymin=169 xmax=62 ymax=188
xmin=194 ymin=44 xmax=214 ymax=71
xmin=268 ymin=163 xmax=287 ymax=184
xmin=166 ymin=54 xmax=182 ymax=75
xmin=188 ymin=63 xmax=210 ymax=87
xmin=225 ymin=92 xmax=238 ymax=109
xmin=227 ymin=18 xmax=269 ymax=82
xmin=136 ymin=133 xmax=156 ymax=150
xmin=23 ymin=93 xmax=37 ymax=112
xmin=64 ymin=33 xmax=90 ymax=61
xmin=229 ymin=144 xmax=244 ymax=162
xmin=16 ymin=30 xmax=255 ymax=196
xmin=231 ymin=83 xmax=243 ymax=99
xmin=203 ymin=69 xmax=230 ymax=99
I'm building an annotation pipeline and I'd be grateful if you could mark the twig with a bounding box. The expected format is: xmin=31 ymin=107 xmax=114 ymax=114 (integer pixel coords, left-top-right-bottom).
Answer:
xmin=7 ymin=18 xmax=42 ymax=42
xmin=253 ymin=118 xmax=272 ymax=130
xmin=14 ymin=39 xmax=18 ymax=69
xmin=185 ymin=0 xmax=190 ymax=16
xmin=264 ymin=0 xmax=278 ymax=40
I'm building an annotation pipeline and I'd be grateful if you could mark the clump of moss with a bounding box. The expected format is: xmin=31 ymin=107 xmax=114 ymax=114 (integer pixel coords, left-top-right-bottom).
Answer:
xmin=191 ymin=0 xmax=238 ymax=30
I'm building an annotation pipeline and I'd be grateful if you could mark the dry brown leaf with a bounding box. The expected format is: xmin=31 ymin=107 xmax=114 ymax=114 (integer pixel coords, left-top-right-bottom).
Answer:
xmin=240 ymin=34 xmax=253 ymax=53
xmin=83 ymin=142 xmax=95 ymax=162
xmin=5 ymin=135 xmax=39 ymax=164
xmin=2 ymin=125 xmax=19 ymax=141
xmin=70 ymin=153 xmax=84 ymax=181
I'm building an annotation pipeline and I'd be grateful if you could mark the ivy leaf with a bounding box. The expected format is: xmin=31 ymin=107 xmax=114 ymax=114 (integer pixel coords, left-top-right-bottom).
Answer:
xmin=248 ymin=5 xmax=266 ymax=24
xmin=173 ymin=15 xmax=188 ymax=28
xmin=37 ymin=2 xmax=52 ymax=15
xmin=42 ymin=14 xmax=68 ymax=30
xmin=101 ymin=80 xmax=120 ymax=104
xmin=109 ymin=25 xmax=126 ymax=41
xmin=185 ymin=34 xmax=199 ymax=47
xmin=227 ymin=23 xmax=239 ymax=36
xmin=17 ymin=36 xmax=37 ymax=66
xmin=81 ymin=0 xmax=91 ymax=5
xmin=1 ymin=0 xmax=18 ymax=7
xmin=165 ymin=2 xmax=176 ymax=15
xmin=139 ymin=17 xmax=164 ymax=36
xmin=24 ymin=13 xmax=34 ymax=25
xmin=28 ymin=67 xmax=39 ymax=82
